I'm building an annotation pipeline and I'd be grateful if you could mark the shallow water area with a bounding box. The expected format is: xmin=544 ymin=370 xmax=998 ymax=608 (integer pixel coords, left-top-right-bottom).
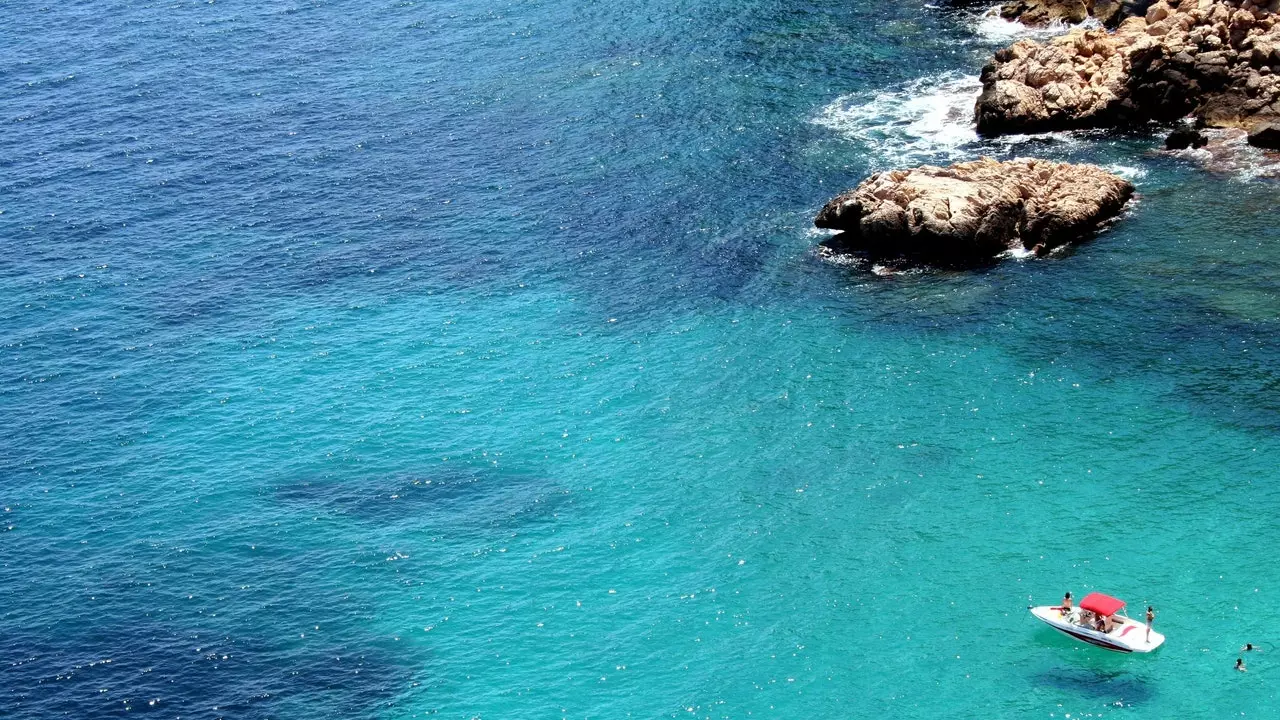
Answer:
xmin=2 ymin=0 xmax=1280 ymax=718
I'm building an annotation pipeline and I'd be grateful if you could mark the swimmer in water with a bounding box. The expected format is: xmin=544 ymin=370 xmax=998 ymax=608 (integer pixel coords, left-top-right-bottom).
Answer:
xmin=1236 ymin=658 xmax=1247 ymax=672
xmin=1241 ymin=643 xmax=1259 ymax=652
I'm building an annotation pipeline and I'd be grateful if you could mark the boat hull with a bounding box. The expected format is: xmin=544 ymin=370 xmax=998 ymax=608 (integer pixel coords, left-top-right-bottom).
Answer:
xmin=1030 ymin=606 xmax=1164 ymax=653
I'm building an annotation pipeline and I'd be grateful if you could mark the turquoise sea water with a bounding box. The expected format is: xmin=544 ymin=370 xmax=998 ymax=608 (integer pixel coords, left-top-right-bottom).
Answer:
xmin=3 ymin=0 xmax=1279 ymax=717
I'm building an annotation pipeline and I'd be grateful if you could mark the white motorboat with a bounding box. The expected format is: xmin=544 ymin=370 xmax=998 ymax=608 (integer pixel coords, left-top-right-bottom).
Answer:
xmin=1030 ymin=592 xmax=1164 ymax=653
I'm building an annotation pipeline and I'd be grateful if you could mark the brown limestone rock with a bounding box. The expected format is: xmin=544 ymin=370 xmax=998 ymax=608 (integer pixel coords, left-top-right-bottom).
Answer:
xmin=1001 ymin=0 xmax=1092 ymax=25
xmin=976 ymin=0 xmax=1280 ymax=136
xmin=814 ymin=158 xmax=1134 ymax=268
xmin=999 ymin=0 xmax=1159 ymax=26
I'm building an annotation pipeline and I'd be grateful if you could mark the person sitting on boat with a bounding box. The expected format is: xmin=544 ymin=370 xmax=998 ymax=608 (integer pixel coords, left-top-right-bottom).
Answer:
xmin=1058 ymin=591 xmax=1072 ymax=613
xmin=1094 ymin=614 xmax=1106 ymax=632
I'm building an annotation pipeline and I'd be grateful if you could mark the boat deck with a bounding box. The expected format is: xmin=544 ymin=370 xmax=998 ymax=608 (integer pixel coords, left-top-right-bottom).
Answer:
xmin=1030 ymin=605 xmax=1165 ymax=653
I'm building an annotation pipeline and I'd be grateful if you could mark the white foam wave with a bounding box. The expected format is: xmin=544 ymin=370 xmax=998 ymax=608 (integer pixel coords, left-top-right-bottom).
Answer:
xmin=814 ymin=73 xmax=982 ymax=168
xmin=814 ymin=246 xmax=864 ymax=267
xmin=1177 ymin=128 xmax=1280 ymax=183
xmin=971 ymin=5 xmax=1101 ymax=43
xmin=813 ymin=73 xmax=1092 ymax=167
xmin=999 ymin=246 xmax=1037 ymax=260
xmin=805 ymin=226 xmax=840 ymax=239
xmin=1104 ymin=164 xmax=1148 ymax=181
xmin=813 ymin=72 xmax=1138 ymax=178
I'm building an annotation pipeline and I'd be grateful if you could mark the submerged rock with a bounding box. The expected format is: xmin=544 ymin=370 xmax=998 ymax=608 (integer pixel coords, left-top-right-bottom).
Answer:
xmin=976 ymin=1 xmax=1280 ymax=137
xmin=1166 ymin=126 xmax=1211 ymax=146
xmin=814 ymin=157 xmax=1133 ymax=268
xmin=1162 ymin=126 xmax=1280 ymax=176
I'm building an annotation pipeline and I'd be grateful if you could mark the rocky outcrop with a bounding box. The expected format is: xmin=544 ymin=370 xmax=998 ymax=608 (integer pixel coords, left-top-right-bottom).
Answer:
xmin=1248 ymin=119 xmax=1280 ymax=145
xmin=999 ymin=0 xmax=1160 ymax=26
xmin=1166 ymin=126 xmax=1211 ymax=146
xmin=814 ymin=158 xmax=1134 ymax=268
xmin=975 ymin=1 xmax=1280 ymax=136
xmin=1000 ymin=0 xmax=1093 ymax=25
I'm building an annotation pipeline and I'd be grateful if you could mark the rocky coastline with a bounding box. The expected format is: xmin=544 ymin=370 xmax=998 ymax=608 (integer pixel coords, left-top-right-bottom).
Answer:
xmin=975 ymin=0 xmax=1280 ymax=143
xmin=815 ymin=0 xmax=1276 ymax=271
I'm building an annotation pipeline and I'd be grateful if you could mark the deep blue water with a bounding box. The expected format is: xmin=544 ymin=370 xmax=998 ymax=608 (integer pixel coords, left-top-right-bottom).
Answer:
xmin=3 ymin=0 xmax=1279 ymax=717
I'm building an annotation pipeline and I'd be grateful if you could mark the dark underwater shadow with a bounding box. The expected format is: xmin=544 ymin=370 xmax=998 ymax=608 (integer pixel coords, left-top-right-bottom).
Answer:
xmin=1030 ymin=664 xmax=1156 ymax=705
xmin=1027 ymin=626 xmax=1156 ymax=704
xmin=0 ymin=615 xmax=421 ymax=719
xmin=817 ymin=232 xmax=1004 ymax=274
xmin=270 ymin=467 xmax=570 ymax=530
xmin=815 ymin=209 xmax=1131 ymax=278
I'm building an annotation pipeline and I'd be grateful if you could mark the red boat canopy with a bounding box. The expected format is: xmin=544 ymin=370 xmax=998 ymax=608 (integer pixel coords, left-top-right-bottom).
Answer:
xmin=1079 ymin=592 xmax=1126 ymax=617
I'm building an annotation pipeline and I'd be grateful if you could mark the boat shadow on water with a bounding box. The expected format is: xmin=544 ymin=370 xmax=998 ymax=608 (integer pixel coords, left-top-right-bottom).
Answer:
xmin=1029 ymin=628 xmax=1156 ymax=705
xmin=1030 ymin=664 xmax=1155 ymax=705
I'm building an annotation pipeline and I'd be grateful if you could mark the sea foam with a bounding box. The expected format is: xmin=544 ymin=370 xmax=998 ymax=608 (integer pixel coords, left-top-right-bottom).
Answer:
xmin=970 ymin=4 xmax=1100 ymax=43
xmin=1104 ymin=164 xmax=1149 ymax=181
xmin=813 ymin=73 xmax=983 ymax=168
xmin=814 ymin=71 xmax=1091 ymax=169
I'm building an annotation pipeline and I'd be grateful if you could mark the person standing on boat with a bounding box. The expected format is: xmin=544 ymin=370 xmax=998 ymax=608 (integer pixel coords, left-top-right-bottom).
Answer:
xmin=1146 ymin=606 xmax=1155 ymax=642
